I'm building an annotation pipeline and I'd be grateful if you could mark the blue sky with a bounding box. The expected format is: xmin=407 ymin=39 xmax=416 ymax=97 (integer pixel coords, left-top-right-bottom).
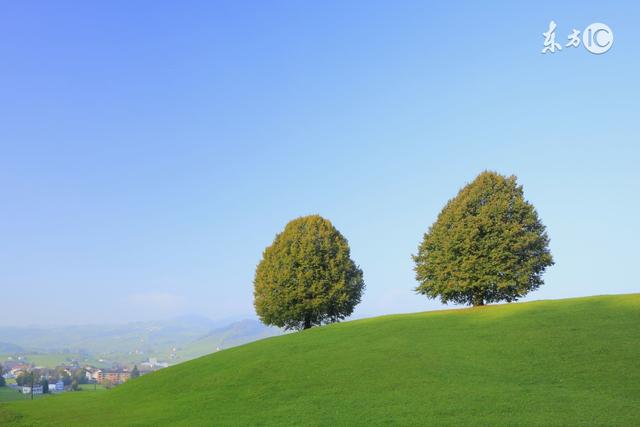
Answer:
xmin=1 ymin=1 xmax=638 ymax=325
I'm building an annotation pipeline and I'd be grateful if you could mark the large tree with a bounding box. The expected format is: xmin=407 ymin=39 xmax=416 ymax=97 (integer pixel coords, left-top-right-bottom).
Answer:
xmin=413 ymin=171 xmax=553 ymax=306
xmin=254 ymin=215 xmax=364 ymax=330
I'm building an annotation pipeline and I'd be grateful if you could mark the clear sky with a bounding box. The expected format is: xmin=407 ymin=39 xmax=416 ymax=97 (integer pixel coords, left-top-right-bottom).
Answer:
xmin=1 ymin=1 xmax=638 ymax=326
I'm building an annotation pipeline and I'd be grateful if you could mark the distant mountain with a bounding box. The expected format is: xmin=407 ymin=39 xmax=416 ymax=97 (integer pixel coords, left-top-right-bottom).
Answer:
xmin=0 ymin=342 xmax=24 ymax=354
xmin=177 ymin=320 xmax=281 ymax=360
xmin=0 ymin=316 xmax=281 ymax=367
xmin=0 ymin=316 xmax=215 ymax=353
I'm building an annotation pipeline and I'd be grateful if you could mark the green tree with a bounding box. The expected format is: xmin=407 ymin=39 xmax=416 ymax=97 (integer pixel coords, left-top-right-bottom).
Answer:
xmin=16 ymin=371 xmax=34 ymax=387
xmin=0 ymin=364 xmax=5 ymax=387
xmin=131 ymin=365 xmax=140 ymax=378
xmin=254 ymin=215 xmax=365 ymax=330
xmin=74 ymin=368 xmax=88 ymax=384
xmin=413 ymin=171 xmax=554 ymax=306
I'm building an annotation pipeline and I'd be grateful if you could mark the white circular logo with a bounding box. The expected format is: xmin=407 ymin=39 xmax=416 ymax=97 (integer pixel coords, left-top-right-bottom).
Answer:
xmin=583 ymin=23 xmax=614 ymax=54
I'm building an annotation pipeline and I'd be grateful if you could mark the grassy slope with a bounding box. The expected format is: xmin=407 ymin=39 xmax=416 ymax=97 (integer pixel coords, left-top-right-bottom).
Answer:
xmin=1 ymin=294 xmax=638 ymax=426
xmin=0 ymin=388 xmax=27 ymax=403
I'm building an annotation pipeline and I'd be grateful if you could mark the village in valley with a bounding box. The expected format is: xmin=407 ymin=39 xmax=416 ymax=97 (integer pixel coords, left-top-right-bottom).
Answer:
xmin=0 ymin=318 xmax=279 ymax=402
xmin=0 ymin=356 xmax=170 ymax=399
xmin=0 ymin=316 xmax=279 ymax=403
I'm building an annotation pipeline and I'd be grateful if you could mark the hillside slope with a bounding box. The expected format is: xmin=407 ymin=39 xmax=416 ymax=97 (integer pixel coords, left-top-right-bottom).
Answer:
xmin=1 ymin=294 xmax=638 ymax=426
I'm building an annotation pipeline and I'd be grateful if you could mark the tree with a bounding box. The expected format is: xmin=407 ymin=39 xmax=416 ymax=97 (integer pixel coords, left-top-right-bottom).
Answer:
xmin=74 ymin=368 xmax=89 ymax=384
xmin=413 ymin=171 xmax=554 ymax=306
xmin=0 ymin=364 xmax=5 ymax=387
xmin=58 ymin=369 xmax=72 ymax=386
xmin=41 ymin=378 xmax=49 ymax=394
xmin=131 ymin=365 xmax=140 ymax=378
xmin=254 ymin=215 xmax=365 ymax=330
xmin=16 ymin=372 xmax=34 ymax=386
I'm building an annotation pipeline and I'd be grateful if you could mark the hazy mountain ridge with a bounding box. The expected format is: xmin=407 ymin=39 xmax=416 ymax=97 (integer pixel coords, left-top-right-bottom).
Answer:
xmin=0 ymin=316 xmax=280 ymax=367
xmin=177 ymin=319 xmax=281 ymax=359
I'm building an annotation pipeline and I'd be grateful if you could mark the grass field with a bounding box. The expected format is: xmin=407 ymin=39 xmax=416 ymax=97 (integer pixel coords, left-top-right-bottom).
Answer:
xmin=0 ymin=383 xmax=108 ymax=404
xmin=78 ymin=384 xmax=108 ymax=392
xmin=0 ymin=353 xmax=109 ymax=370
xmin=0 ymin=388 xmax=28 ymax=403
xmin=0 ymin=294 xmax=638 ymax=426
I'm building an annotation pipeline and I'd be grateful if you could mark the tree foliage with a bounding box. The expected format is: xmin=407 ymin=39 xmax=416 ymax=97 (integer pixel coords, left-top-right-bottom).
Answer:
xmin=254 ymin=215 xmax=364 ymax=330
xmin=413 ymin=171 xmax=554 ymax=306
xmin=75 ymin=368 xmax=89 ymax=384
xmin=131 ymin=365 xmax=140 ymax=378
xmin=16 ymin=372 xmax=34 ymax=386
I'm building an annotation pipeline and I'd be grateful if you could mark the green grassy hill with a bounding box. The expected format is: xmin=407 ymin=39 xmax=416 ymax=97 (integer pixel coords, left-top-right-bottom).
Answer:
xmin=1 ymin=294 xmax=638 ymax=426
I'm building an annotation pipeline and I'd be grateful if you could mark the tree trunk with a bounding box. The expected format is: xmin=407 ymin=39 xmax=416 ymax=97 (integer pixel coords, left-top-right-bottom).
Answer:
xmin=303 ymin=316 xmax=312 ymax=329
xmin=472 ymin=293 xmax=485 ymax=307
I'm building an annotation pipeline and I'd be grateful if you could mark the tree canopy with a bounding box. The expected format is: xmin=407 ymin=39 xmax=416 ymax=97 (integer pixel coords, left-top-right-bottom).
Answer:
xmin=413 ymin=171 xmax=554 ymax=306
xmin=254 ymin=215 xmax=364 ymax=330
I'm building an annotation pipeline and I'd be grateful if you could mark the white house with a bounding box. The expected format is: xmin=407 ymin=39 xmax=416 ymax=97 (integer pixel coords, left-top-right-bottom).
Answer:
xmin=21 ymin=385 xmax=43 ymax=395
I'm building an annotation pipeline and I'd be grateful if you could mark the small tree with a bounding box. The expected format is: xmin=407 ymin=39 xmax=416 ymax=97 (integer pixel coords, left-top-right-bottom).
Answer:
xmin=59 ymin=370 xmax=72 ymax=386
xmin=16 ymin=372 xmax=34 ymax=387
xmin=131 ymin=365 xmax=140 ymax=379
xmin=254 ymin=215 xmax=365 ymax=330
xmin=41 ymin=378 xmax=49 ymax=394
xmin=0 ymin=364 xmax=5 ymax=387
xmin=413 ymin=171 xmax=553 ymax=306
